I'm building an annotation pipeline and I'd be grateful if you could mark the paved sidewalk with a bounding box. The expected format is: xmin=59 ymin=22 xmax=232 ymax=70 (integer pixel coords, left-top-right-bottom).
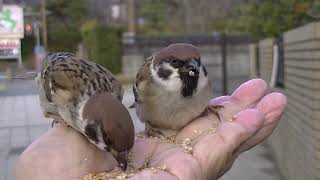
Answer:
xmin=0 ymin=95 xmax=51 ymax=180
xmin=0 ymin=86 xmax=281 ymax=180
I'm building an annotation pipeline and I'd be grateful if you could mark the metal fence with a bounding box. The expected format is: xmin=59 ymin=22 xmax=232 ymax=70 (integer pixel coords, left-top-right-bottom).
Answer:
xmin=122 ymin=33 xmax=253 ymax=95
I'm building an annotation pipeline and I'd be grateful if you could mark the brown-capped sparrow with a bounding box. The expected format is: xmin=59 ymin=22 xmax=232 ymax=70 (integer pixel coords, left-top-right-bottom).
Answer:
xmin=36 ymin=52 xmax=134 ymax=170
xmin=132 ymin=43 xmax=214 ymax=138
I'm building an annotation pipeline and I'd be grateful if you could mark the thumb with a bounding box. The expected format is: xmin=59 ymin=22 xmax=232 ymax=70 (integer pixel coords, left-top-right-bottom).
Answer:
xmin=193 ymin=109 xmax=264 ymax=179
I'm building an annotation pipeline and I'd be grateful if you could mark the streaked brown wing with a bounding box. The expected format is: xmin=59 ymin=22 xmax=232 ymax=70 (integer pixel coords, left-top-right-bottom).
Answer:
xmin=133 ymin=55 xmax=153 ymax=103
xmin=42 ymin=54 xmax=123 ymax=107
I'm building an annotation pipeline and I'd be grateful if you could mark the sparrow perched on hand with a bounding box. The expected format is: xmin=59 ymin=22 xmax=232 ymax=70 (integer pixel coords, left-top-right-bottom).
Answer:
xmin=132 ymin=43 xmax=213 ymax=138
xmin=36 ymin=52 xmax=134 ymax=170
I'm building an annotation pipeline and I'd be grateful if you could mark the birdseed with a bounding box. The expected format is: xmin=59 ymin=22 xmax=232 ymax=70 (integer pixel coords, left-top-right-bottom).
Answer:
xmin=83 ymin=164 xmax=168 ymax=179
xmin=83 ymin=169 xmax=137 ymax=180
xmin=136 ymin=132 xmax=147 ymax=138
xmin=209 ymin=119 xmax=219 ymax=133
xmin=193 ymin=129 xmax=198 ymax=133
xmin=209 ymin=127 xmax=216 ymax=133
xmin=230 ymin=114 xmax=237 ymax=121
xmin=141 ymin=165 xmax=168 ymax=174
xmin=178 ymin=138 xmax=193 ymax=154
xmin=158 ymin=136 xmax=176 ymax=144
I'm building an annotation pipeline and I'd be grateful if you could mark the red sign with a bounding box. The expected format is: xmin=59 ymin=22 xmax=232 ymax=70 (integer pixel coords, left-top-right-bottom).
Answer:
xmin=0 ymin=39 xmax=19 ymax=48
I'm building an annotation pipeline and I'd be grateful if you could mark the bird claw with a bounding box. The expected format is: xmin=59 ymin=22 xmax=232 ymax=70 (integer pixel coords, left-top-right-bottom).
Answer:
xmin=51 ymin=119 xmax=70 ymax=128
xmin=202 ymin=105 xmax=224 ymax=122
xmin=145 ymin=126 xmax=166 ymax=138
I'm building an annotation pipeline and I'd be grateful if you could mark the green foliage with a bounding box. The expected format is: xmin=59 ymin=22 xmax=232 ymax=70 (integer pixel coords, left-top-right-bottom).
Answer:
xmin=46 ymin=0 xmax=88 ymax=52
xmin=47 ymin=0 xmax=88 ymax=29
xmin=308 ymin=0 xmax=320 ymax=18
xmin=47 ymin=28 xmax=82 ymax=52
xmin=229 ymin=0 xmax=316 ymax=39
xmin=21 ymin=36 xmax=35 ymax=69
xmin=81 ymin=21 xmax=123 ymax=74
xmin=139 ymin=0 xmax=171 ymax=35
xmin=21 ymin=36 xmax=34 ymax=59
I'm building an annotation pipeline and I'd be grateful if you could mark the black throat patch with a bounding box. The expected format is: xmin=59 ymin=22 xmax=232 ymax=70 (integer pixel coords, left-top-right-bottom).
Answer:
xmin=179 ymin=71 xmax=199 ymax=98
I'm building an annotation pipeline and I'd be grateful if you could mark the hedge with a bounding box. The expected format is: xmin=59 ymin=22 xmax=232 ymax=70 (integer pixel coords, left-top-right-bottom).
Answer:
xmin=48 ymin=28 xmax=82 ymax=53
xmin=81 ymin=21 xmax=122 ymax=74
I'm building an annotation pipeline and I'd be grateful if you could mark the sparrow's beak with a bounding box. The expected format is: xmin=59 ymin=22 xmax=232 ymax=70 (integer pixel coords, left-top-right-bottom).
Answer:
xmin=110 ymin=148 xmax=129 ymax=171
xmin=187 ymin=59 xmax=200 ymax=76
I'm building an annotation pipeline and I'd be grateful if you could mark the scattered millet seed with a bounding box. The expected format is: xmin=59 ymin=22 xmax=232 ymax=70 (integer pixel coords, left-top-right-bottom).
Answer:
xmin=231 ymin=114 xmax=237 ymax=121
xmin=178 ymin=138 xmax=193 ymax=154
xmin=136 ymin=132 xmax=147 ymax=138
xmin=193 ymin=129 xmax=198 ymax=133
xmin=209 ymin=127 xmax=216 ymax=133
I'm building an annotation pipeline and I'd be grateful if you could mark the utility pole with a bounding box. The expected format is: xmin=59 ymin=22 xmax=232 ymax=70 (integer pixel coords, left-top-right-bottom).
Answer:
xmin=127 ymin=0 xmax=135 ymax=34
xmin=40 ymin=0 xmax=47 ymax=50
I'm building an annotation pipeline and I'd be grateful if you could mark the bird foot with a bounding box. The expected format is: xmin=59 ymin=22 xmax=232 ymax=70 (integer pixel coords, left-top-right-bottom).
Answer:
xmin=202 ymin=105 xmax=224 ymax=122
xmin=51 ymin=119 xmax=70 ymax=128
xmin=144 ymin=127 xmax=177 ymax=143
xmin=145 ymin=126 xmax=165 ymax=138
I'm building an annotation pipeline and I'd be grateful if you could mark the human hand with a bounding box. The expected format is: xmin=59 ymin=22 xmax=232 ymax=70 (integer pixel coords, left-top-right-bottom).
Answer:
xmin=14 ymin=79 xmax=287 ymax=180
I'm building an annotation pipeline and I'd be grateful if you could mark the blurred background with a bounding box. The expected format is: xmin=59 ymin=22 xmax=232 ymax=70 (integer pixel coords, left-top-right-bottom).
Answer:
xmin=0 ymin=0 xmax=319 ymax=179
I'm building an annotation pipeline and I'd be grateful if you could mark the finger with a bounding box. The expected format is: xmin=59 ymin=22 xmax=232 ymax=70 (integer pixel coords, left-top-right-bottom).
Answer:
xmin=237 ymin=92 xmax=287 ymax=153
xmin=129 ymin=138 xmax=159 ymax=168
xmin=150 ymin=148 xmax=202 ymax=180
xmin=256 ymin=92 xmax=287 ymax=126
xmin=127 ymin=169 xmax=178 ymax=180
xmin=209 ymin=96 xmax=230 ymax=106
xmin=231 ymin=79 xmax=268 ymax=107
xmin=193 ymin=109 xmax=264 ymax=179
xmin=217 ymin=108 xmax=265 ymax=149
xmin=209 ymin=79 xmax=267 ymax=108
xmin=214 ymin=79 xmax=268 ymax=122
xmin=129 ymin=139 xmax=200 ymax=180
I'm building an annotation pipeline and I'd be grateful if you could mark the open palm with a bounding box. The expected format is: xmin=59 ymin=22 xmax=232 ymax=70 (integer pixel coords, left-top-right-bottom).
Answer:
xmin=14 ymin=79 xmax=287 ymax=180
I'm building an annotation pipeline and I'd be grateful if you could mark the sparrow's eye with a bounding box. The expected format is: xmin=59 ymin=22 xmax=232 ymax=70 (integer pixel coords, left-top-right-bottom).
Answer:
xmin=170 ymin=59 xmax=181 ymax=67
xmin=172 ymin=59 xmax=178 ymax=64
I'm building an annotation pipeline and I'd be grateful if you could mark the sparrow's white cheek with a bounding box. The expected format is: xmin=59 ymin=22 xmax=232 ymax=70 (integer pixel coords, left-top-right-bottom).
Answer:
xmin=151 ymin=63 xmax=182 ymax=92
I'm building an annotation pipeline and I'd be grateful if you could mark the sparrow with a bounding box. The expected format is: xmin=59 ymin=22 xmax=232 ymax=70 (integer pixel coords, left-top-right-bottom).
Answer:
xmin=132 ymin=43 xmax=213 ymax=138
xmin=36 ymin=52 xmax=134 ymax=170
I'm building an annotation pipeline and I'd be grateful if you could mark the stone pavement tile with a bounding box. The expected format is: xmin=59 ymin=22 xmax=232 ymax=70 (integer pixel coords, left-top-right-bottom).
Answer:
xmin=0 ymin=154 xmax=8 ymax=180
xmin=0 ymin=129 xmax=10 ymax=150
xmin=25 ymin=95 xmax=51 ymax=126
xmin=0 ymin=96 xmax=4 ymax=117
xmin=12 ymin=96 xmax=27 ymax=122
xmin=29 ymin=125 xmax=50 ymax=142
xmin=0 ymin=96 xmax=29 ymax=128
xmin=0 ymin=96 xmax=14 ymax=122
xmin=3 ymin=125 xmax=50 ymax=180
xmin=10 ymin=127 xmax=30 ymax=149
xmin=7 ymin=153 xmax=20 ymax=180
xmin=0 ymin=121 xmax=26 ymax=128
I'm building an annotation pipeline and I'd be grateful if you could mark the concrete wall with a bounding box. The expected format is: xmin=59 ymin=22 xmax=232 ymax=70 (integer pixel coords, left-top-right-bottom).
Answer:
xmin=258 ymin=38 xmax=274 ymax=83
xmin=251 ymin=22 xmax=320 ymax=180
